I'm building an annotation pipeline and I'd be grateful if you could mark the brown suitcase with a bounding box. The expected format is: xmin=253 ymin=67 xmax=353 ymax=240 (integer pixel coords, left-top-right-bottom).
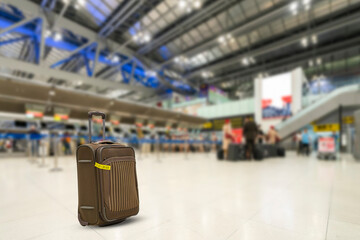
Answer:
xmin=76 ymin=111 xmax=139 ymax=226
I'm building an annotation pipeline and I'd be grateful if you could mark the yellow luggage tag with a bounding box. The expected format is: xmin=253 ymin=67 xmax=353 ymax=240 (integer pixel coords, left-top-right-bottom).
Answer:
xmin=95 ymin=162 xmax=111 ymax=170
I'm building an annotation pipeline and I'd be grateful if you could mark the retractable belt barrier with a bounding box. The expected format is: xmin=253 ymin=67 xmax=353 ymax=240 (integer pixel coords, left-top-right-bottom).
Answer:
xmin=0 ymin=133 xmax=222 ymax=145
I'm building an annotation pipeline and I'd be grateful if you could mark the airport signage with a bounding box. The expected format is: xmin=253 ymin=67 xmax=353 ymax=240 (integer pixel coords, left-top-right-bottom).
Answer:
xmin=54 ymin=107 xmax=70 ymax=122
xmin=110 ymin=115 xmax=121 ymax=125
xmin=202 ymin=114 xmax=254 ymax=131
xmin=25 ymin=104 xmax=45 ymax=119
xmin=313 ymin=123 xmax=339 ymax=132
xmin=342 ymin=116 xmax=354 ymax=124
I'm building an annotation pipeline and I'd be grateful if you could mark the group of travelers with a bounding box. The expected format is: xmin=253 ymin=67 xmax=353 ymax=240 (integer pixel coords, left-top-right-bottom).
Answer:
xmin=222 ymin=117 xmax=280 ymax=160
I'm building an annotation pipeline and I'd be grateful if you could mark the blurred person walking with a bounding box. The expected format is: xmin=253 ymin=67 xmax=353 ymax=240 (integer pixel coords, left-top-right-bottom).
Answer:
xmin=295 ymin=131 xmax=302 ymax=155
xmin=222 ymin=119 xmax=234 ymax=159
xmin=62 ymin=131 xmax=72 ymax=155
xmin=243 ymin=117 xmax=258 ymax=160
xmin=29 ymin=125 xmax=40 ymax=158
xmin=267 ymin=126 xmax=280 ymax=145
xmin=211 ymin=132 xmax=218 ymax=152
xmin=301 ymin=129 xmax=311 ymax=156
xmin=198 ymin=134 xmax=204 ymax=152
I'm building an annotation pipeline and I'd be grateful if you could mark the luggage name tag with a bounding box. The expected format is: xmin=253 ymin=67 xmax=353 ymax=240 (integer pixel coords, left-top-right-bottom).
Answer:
xmin=95 ymin=162 xmax=111 ymax=170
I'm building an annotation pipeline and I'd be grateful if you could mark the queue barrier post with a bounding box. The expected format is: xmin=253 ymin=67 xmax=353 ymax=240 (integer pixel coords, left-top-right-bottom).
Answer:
xmin=50 ymin=134 xmax=62 ymax=172
xmin=38 ymin=138 xmax=47 ymax=168
xmin=156 ymin=139 xmax=161 ymax=162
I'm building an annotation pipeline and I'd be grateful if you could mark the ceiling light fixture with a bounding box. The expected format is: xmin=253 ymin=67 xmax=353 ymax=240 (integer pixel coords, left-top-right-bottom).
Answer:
xmin=173 ymin=55 xmax=189 ymax=65
xmin=311 ymin=34 xmax=317 ymax=44
xmin=218 ymin=36 xmax=225 ymax=44
xmin=290 ymin=2 xmax=298 ymax=11
xmin=54 ymin=32 xmax=62 ymax=41
xmin=218 ymin=33 xmax=234 ymax=45
xmin=143 ymin=33 xmax=151 ymax=42
xmin=146 ymin=70 xmax=157 ymax=77
xmin=45 ymin=30 xmax=52 ymax=37
xmin=194 ymin=1 xmax=201 ymax=9
xmin=303 ymin=0 xmax=311 ymax=10
xmin=178 ymin=0 xmax=187 ymax=8
xmin=133 ymin=32 xmax=151 ymax=44
xmin=301 ymin=37 xmax=308 ymax=47
xmin=78 ymin=0 xmax=86 ymax=6
xmin=112 ymin=55 xmax=120 ymax=63
xmin=201 ymin=71 xmax=213 ymax=78
xmin=242 ymin=57 xmax=249 ymax=66
xmin=316 ymin=57 xmax=322 ymax=65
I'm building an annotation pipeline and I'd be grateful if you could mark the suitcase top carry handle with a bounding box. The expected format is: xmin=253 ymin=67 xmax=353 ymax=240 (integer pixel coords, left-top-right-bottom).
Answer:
xmin=88 ymin=111 xmax=106 ymax=119
xmin=88 ymin=111 xmax=105 ymax=143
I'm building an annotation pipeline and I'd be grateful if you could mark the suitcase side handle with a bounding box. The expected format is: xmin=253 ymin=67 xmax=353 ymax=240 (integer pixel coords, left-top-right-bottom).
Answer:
xmin=88 ymin=111 xmax=105 ymax=143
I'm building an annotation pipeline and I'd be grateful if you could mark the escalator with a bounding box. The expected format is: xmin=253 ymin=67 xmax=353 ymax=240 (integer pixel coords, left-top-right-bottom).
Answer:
xmin=276 ymin=84 xmax=360 ymax=139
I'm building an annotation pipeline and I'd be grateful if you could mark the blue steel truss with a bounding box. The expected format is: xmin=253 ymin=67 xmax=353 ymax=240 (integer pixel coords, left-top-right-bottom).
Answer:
xmin=0 ymin=4 xmax=197 ymax=95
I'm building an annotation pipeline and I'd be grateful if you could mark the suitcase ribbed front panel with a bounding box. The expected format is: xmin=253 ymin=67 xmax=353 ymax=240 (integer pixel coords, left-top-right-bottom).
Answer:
xmin=108 ymin=161 xmax=138 ymax=212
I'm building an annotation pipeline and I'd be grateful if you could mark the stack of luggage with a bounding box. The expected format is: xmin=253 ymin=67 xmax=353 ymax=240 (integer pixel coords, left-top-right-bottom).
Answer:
xmin=218 ymin=143 xmax=285 ymax=161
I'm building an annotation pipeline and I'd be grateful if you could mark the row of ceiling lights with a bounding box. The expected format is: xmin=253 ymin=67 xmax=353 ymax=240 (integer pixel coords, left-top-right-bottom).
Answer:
xmin=178 ymin=0 xmax=202 ymax=13
xmin=201 ymin=71 xmax=213 ymax=78
xmin=61 ymin=0 xmax=86 ymax=9
xmin=133 ymin=31 xmax=151 ymax=44
xmin=146 ymin=70 xmax=157 ymax=77
xmin=177 ymin=0 xmax=314 ymax=79
xmin=132 ymin=0 xmax=203 ymax=45
xmin=301 ymin=34 xmax=317 ymax=47
xmin=187 ymin=1 xmax=315 ymax=80
xmin=217 ymin=34 xmax=235 ymax=45
xmin=45 ymin=30 xmax=62 ymax=41
xmin=290 ymin=0 xmax=312 ymax=15
xmin=308 ymin=57 xmax=322 ymax=67
xmin=130 ymin=0 xmax=203 ymax=46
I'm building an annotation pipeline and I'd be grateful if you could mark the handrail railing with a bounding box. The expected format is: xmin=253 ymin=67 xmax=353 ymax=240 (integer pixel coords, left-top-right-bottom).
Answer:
xmin=277 ymin=84 xmax=360 ymax=130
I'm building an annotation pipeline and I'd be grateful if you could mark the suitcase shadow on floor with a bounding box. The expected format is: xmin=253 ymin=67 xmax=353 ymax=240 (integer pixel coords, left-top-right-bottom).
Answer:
xmin=92 ymin=217 xmax=145 ymax=228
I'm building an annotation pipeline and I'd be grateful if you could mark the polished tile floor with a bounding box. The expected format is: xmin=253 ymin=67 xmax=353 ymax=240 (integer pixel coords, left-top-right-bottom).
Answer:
xmin=0 ymin=152 xmax=359 ymax=240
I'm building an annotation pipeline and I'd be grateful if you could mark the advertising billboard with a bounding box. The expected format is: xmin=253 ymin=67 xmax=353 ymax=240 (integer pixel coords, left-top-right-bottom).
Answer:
xmin=261 ymin=73 xmax=292 ymax=119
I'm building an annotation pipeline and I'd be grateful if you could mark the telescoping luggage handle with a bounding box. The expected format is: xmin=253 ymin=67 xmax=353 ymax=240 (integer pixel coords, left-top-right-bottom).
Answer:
xmin=88 ymin=111 xmax=105 ymax=143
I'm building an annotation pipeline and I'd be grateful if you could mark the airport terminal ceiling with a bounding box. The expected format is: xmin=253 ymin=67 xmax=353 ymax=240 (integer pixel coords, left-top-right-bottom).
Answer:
xmin=0 ymin=0 xmax=359 ymax=100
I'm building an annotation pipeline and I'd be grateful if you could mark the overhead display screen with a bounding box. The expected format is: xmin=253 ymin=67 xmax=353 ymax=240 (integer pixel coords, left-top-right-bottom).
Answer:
xmin=261 ymin=73 xmax=292 ymax=119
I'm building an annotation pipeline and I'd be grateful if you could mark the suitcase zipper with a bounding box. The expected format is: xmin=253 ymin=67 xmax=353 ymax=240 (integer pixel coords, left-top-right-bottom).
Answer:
xmin=102 ymin=156 xmax=135 ymax=164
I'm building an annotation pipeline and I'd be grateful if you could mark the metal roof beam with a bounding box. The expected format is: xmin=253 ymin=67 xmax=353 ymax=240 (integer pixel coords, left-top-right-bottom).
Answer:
xmin=49 ymin=41 xmax=96 ymax=68
xmin=0 ymin=16 xmax=38 ymax=37
xmin=2 ymin=0 xmax=158 ymax=69
xmin=188 ymin=10 xmax=360 ymax=80
xmin=138 ymin=0 xmax=238 ymax=55
xmin=210 ymin=35 xmax=360 ymax=85
xmin=157 ymin=1 xmax=289 ymax=68
xmin=0 ymin=56 xmax=155 ymax=95
xmin=98 ymin=0 xmax=142 ymax=37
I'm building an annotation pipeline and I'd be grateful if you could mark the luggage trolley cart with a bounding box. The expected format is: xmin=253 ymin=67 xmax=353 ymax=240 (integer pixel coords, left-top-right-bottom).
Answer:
xmin=317 ymin=137 xmax=337 ymax=160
